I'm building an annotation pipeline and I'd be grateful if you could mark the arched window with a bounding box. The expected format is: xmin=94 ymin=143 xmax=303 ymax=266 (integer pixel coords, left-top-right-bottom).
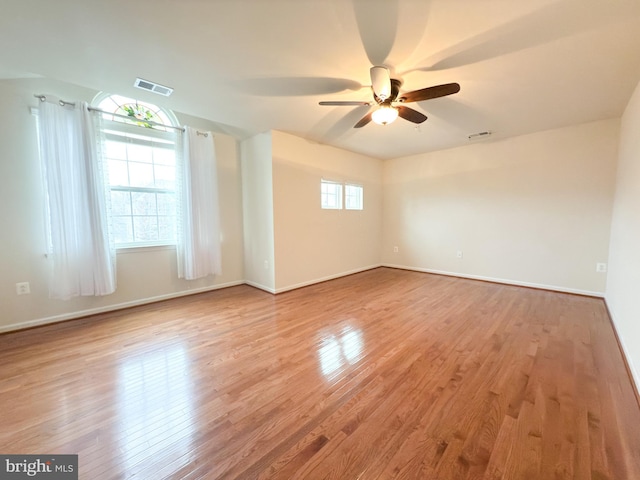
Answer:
xmin=94 ymin=93 xmax=179 ymax=131
xmin=93 ymin=93 xmax=180 ymax=247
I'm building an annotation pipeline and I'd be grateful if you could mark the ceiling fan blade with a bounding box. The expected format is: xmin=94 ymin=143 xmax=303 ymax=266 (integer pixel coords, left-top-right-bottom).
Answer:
xmin=370 ymin=66 xmax=391 ymax=101
xmin=238 ymin=77 xmax=363 ymax=96
xmin=397 ymin=106 xmax=428 ymax=124
xmin=319 ymin=101 xmax=371 ymax=106
xmin=354 ymin=112 xmax=373 ymax=128
xmin=399 ymin=83 xmax=460 ymax=103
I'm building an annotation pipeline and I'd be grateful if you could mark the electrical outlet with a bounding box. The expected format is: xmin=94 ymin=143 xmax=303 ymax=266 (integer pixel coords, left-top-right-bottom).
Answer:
xmin=457 ymin=250 xmax=463 ymax=259
xmin=393 ymin=246 xmax=399 ymax=253
xmin=264 ymin=260 xmax=269 ymax=270
xmin=596 ymin=263 xmax=607 ymax=273
xmin=16 ymin=282 xmax=30 ymax=295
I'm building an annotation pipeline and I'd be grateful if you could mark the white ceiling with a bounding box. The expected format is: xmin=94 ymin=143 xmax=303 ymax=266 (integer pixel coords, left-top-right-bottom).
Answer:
xmin=2 ymin=0 xmax=640 ymax=159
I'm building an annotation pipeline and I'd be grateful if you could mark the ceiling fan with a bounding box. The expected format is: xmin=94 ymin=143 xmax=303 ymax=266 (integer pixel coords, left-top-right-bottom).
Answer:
xmin=319 ymin=66 xmax=460 ymax=128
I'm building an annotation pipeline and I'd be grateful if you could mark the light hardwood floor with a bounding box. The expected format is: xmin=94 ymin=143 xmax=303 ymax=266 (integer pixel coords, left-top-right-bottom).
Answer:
xmin=1 ymin=268 xmax=639 ymax=479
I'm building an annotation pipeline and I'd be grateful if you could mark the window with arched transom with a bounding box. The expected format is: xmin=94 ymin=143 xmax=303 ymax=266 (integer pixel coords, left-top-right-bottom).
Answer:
xmin=93 ymin=93 xmax=180 ymax=247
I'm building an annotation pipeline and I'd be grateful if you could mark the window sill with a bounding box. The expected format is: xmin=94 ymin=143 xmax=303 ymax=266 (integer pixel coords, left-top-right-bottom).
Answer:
xmin=116 ymin=243 xmax=176 ymax=254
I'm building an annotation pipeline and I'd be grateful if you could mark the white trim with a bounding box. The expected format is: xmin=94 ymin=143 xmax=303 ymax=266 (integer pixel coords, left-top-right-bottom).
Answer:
xmin=116 ymin=244 xmax=176 ymax=254
xmin=244 ymin=280 xmax=277 ymax=294
xmin=0 ymin=280 xmax=244 ymax=334
xmin=274 ymin=265 xmax=381 ymax=294
xmin=382 ymin=263 xmax=605 ymax=298
xmin=604 ymin=300 xmax=640 ymax=396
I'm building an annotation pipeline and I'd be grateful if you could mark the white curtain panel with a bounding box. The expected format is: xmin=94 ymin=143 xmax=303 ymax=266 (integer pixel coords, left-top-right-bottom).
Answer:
xmin=177 ymin=127 xmax=222 ymax=280
xmin=38 ymin=99 xmax=116 ymax=299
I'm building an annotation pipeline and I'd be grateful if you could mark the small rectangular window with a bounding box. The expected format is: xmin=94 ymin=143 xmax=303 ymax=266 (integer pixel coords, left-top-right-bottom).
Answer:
xmin=321 ymin=180 xmax=343 ymax=209
xmin=345 ymin=184 xmax=363 ymax=210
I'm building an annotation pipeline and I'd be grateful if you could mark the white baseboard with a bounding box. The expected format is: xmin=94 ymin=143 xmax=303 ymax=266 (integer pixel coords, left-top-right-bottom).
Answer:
xmin=274 ymin=265 xmax=382 ymax=294
xmin=0 ymin=280 xmax=245 ymax=334
xmin=244 ymin=280 xmax=276 ymax=294
xmin=604 ymin=299 xmax=640 ymax=399
xmin=382 ymin=263 xmax=605 ymax=298
xmin=2 ymin=265 xmax=605 ymax=334
xmin=3 ymin=266 xmax=381 ymax=333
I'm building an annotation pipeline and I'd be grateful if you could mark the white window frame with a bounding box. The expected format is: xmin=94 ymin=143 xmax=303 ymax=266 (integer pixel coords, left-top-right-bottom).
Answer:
xmin=344 ymin=183 xmax=364 ymax=210
xmin=94 ymin=93 xmax=180 ymax=248
xmin=321 ymin=179 xmax=343 ymax=210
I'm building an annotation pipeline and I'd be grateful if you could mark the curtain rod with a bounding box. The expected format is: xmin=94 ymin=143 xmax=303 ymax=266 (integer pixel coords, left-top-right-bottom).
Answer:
xmin=34 ymin=94 xmax=212 ymax=137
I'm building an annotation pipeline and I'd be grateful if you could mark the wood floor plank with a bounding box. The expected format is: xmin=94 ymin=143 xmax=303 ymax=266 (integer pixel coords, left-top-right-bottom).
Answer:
xmin=1 ymin=268 xmax=639 ymax=479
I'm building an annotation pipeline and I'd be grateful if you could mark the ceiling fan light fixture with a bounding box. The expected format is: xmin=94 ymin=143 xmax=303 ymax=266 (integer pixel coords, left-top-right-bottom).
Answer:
xmin=372 ymin=105 xmax=398 ymax=125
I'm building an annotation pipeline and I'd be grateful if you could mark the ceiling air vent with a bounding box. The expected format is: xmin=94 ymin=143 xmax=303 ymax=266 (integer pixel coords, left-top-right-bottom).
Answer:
xmin=468 ymin=131 xmax=492 ymax=140
xmin=134 ymin=77 xmax=173 ymax=97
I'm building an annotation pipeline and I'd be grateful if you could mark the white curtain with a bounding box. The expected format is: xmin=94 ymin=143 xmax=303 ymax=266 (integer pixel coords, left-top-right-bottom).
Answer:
xmin=177 ymin=127 xmax=222 ymax=280
xmin=38 ymin=98 xmax=116 ymax=299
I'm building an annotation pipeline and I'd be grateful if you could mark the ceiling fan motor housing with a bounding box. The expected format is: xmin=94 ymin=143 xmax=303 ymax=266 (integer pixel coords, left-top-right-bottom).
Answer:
xmin=374 ymin=79 xmax=402 ymax=104
xmin=370 ymin=66 xmax=391 ymax=101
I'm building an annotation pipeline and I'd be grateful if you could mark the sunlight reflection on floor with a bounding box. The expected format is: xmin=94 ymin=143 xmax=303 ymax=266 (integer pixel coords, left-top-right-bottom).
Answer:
xmin=318 ymin=325 xmax=364 ymax=379
xmin=117 ymin=344 xmax=195 ymax=475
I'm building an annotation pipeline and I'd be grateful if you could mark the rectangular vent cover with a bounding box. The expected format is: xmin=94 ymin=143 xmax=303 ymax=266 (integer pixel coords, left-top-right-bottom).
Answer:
xmin=468 ymin=131 xmax=492 ymax=140
xmin=134 ymin=77 xmax=173 ymax=96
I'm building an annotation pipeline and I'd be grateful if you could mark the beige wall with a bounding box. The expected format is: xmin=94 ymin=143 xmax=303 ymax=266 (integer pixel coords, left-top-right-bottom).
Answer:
xmin=607 ymin=80 xmax=640 ymax=388
xmin=382 ymin=119 xmax=619 ymax=295
xmin=240 ymin=133 xmax=276 ymax=292
xmin=0 ymin=78 xmax=244 ymax=332
xmin=271 ymin=131 xmax=382 ymax=292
